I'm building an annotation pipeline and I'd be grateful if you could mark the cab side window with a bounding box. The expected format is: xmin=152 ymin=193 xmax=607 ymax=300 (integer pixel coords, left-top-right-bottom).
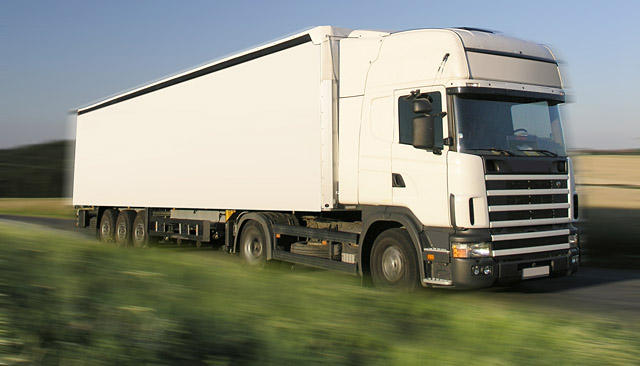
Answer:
xmin=398 ymin=92 xmax=443 ymax=149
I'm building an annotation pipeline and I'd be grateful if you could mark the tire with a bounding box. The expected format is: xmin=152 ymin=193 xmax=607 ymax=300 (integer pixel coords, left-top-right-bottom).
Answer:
xmin=239 ymin=221 xmax=267 ymax=266
xmin=99 ymin=209 xmax=119 ymax=243
xmin=115 ymin=210 xmax=136 ymax=246
xmin=89 ymin=216 xmax=98 ymax=238
xmin=370 ymin=228 xmax=419 ymax=291
xmin=132 ymin=211 xmax=151 ymax=248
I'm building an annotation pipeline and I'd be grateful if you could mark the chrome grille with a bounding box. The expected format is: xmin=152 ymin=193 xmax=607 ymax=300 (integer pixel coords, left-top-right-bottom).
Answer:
xmin=485 ymin=174 xmax=571 ymax=256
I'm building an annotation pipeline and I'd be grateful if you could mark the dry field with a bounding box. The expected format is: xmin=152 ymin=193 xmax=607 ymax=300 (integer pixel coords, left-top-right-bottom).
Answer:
xmin=0 ymin=197 xmax=73 ymax=218
xmin=571 ymin=154 xmax=640 ymax=267
xmin=573 ymin=155 xmax=640 ymax=209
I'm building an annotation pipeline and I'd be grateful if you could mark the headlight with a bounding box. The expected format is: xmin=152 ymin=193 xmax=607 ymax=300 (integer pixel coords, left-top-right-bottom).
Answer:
xmin=568 ymin=234 xmax=579 ymax=247
xmin=452 ymin=242 xmax=491 ymax=258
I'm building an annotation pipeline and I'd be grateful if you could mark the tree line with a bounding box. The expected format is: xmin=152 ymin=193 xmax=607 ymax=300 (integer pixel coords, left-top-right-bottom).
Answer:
xmin=0 ymin=140 xmax=73 ymax=197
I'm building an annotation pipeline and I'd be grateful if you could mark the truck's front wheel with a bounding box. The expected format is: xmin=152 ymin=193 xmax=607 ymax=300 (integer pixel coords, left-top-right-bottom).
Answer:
xmin=370 ymin=228 xmax=419 ymax=291
xmin=239 ymin=221 xmax=267 ymax=266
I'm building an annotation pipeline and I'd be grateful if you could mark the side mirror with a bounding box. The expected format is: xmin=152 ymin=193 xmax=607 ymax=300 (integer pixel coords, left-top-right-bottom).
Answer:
xmin=412 ymin=98 xmax=433 ymax=114
xmin=412 ymin=115 xmax=435 ymax=150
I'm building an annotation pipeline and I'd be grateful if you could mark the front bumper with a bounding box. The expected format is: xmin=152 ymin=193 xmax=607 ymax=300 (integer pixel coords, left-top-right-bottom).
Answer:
xmin=421 ymin=226 xmax=580 ymax=290
xmin=445 ymin=248 xmax=580 ymax=289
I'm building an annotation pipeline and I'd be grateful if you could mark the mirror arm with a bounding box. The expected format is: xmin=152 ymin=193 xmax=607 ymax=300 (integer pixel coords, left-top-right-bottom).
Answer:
xmin=443 ymin=137 xmax=454 ymax=146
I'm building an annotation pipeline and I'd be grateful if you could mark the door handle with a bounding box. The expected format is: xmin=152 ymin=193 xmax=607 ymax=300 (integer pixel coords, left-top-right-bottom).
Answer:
xmin=392 ymin=173 xmax=406 ymax=188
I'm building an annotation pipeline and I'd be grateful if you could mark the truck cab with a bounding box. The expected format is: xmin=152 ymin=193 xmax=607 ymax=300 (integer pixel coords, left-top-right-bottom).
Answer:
xmin=338 ymin=28 xmax=579 ymax=289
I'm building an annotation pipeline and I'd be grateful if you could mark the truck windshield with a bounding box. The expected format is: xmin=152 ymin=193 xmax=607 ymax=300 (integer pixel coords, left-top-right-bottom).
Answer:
xmin=453 ymin=93 xmax=567 ymax=157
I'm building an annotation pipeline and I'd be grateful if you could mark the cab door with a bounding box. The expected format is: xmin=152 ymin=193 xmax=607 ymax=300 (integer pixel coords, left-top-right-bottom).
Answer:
xmin=391 ymin=86 xmax=450 ymax=227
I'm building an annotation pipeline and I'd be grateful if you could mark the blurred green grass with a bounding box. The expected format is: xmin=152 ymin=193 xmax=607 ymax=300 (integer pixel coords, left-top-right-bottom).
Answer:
xmin=0 ymin=198 xmax=74 ymax=219
xmin=1 ymin=221 xmax=638 ymax=366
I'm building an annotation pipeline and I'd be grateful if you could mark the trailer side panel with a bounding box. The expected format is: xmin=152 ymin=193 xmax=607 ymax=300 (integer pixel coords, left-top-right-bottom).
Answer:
xmin=73 ymin=40 xmax=324 ymax=211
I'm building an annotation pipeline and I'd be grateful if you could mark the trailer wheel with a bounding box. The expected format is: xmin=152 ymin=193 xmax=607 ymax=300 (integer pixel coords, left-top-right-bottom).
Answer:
xmin=370 ymin=228 xmax=419 ymax=291
xmin=239 ymin=221 xmax=267 ymax=266
xmin=89 ymin=216 xmax=98 ymax=238
xmin=132 ymin=211 xmax=151 ymax=248
xmin=99 ymin=209 xmax=119 ymax=243
xmin=115 ymin=210 xmax=136 ymax=246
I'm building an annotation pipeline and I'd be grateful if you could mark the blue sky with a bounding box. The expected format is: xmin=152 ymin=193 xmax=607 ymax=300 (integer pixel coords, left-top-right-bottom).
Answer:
xmin=1 ymin=0 xmax=638 ymax=149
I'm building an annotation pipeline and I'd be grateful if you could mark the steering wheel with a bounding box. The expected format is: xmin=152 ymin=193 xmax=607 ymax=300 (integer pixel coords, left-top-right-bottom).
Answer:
xmin=513 ymin=128 xmax=529 ymax=136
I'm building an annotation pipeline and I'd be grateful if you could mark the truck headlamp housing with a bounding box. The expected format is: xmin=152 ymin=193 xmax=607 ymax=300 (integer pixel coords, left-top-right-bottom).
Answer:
xmin=452 ymin=242 xmax=491 ymax=258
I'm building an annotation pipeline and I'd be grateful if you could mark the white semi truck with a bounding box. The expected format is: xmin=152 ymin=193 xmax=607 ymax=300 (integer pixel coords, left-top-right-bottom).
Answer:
xmin=73 ymin=26 xmax=580 ymax=290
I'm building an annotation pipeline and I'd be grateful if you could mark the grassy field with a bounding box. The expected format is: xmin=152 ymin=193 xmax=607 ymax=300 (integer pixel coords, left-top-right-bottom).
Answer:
xmin=0 ymin=198 xmax=74 ymax=219
xmin=1 ymin=221 xmax=638 ymax=366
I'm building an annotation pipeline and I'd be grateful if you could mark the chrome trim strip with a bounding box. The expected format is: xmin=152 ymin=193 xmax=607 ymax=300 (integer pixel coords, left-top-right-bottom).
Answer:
xmin=486 ymin=188 xmax=570 ymax=196
xmin=489 ymin=203 xmax=570 ymax=212
xmin=492 ymin=243 xmax=570 ymax=256
xmin=490 ymin=217 xmax=571 ymax=228
xmin=485 ymin=174 xmax=568 ymax=181
xmin=491 ymin=229 xmax=570 ymax=241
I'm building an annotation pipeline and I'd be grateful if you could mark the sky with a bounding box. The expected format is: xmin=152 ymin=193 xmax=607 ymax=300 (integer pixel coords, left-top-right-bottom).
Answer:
xmin=1 ymin=0 xmax=638 ymax=150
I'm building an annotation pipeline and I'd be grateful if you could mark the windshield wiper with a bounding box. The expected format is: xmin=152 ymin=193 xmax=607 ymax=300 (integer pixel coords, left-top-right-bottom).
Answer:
xmin=517 ymin=149 xmax=558 ymax=157
xmin=467 ymin=148 xmax=514 ymax=156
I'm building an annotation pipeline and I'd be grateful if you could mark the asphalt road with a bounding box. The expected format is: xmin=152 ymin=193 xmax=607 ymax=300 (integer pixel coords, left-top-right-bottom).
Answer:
xmin=2 ymin=214 xmax=638 ymax=318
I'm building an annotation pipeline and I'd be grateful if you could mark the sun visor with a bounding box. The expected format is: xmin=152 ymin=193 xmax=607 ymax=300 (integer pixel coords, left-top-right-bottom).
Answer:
xmin=466 ymin=51 xmax=562 ymax=88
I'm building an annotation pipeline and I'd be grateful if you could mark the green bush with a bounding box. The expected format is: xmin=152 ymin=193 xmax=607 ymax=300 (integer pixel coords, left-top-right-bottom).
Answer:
xmin=1 ymin=222 xmax=638 ymax=365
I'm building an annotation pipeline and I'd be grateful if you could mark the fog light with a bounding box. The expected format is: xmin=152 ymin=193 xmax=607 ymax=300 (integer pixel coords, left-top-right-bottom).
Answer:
xmin=568 ymin=234 xmax=579 ymax=247
xmin=472 ymin=265 xmax=481 ymax=276
xmin=483 ymin=265 xmax=493 ymax=275
xmin=571 ymin=255 xmax=579 ymax=265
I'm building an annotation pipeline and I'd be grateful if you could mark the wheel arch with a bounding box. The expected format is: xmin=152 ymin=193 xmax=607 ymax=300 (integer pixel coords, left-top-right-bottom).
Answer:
xmin=359 ymin=207 xmax=427 ymax=281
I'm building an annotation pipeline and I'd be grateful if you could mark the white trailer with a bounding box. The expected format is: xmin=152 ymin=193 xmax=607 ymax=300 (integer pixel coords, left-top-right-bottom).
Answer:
xmin=74 ymin=26 xmax=580 ymax=290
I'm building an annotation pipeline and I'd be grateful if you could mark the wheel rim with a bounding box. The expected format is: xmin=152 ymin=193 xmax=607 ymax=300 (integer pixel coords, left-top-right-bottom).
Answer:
xmin=133 ymin=223 xmax=145 ymax=246
xmin=243 ymin=233 xmax=263 ymax=264
xmin=117 ymin=222 xmax=126 ymax=240
xmin=101 ymin=221 xmax=112 ymax=242
xmin=381 ymin=246 xmax=405 ymax=283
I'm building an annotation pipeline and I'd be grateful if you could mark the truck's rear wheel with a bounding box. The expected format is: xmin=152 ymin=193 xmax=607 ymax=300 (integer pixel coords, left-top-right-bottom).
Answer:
xmin=99 ymin=209 xmax=119 ymax=243
xmin=115 ymin=210 xmax=136 ymax=246
xmin=370 ymin=228 xmax=419 ymax=291
xmin=239 ymin=221 xmax=267 ymax=266
xmin=132 ymin=211 xmax=151 ymax=248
